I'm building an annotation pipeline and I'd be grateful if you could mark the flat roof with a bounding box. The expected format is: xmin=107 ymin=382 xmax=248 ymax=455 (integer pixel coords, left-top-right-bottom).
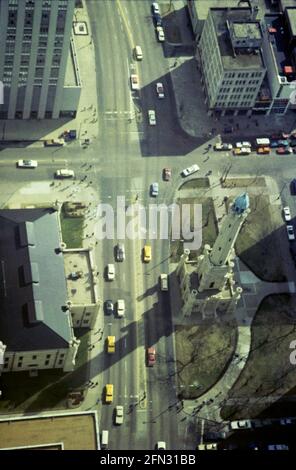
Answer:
xmin=193 ymin=1 xmax=267 ymax=21
xmin=232 ymin=22 xmax=262 ymax=40
xmin=265 ymin=14 xmax=291 ymax=76
xmin=211 ymin=9 xmax=264 ymax=70
xmin=64 ymin=250 xmax=95 ymax=304
xmin=0 ymin=411 xmax=99 ymax=450
xmin=286 ymin=8 xmax=296 ymax=37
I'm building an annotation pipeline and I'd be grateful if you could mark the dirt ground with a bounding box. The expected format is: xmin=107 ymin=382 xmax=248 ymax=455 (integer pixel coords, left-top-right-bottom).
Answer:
xmin=221 ymin=294 xmax=296 ymax=420
xmin=175 ymin=322 xmax=237 ymax=399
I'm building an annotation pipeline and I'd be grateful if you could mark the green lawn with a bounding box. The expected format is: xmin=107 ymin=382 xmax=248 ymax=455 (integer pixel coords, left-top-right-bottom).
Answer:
xmin=60 ymin=211 xmax=84 ymax=248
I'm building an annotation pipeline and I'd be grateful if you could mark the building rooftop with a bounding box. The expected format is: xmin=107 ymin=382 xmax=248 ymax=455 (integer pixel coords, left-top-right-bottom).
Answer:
xmin=0 ymin=208 xmax=72 ymax=352
xmin=64 ymin=39 xmax=81 ymax=87
xmin=286 ymin=7 xmax=296 ymax=37
xmin=64 ymin=250 xmax=96 ymax=305
xmin=211 ymin=9 xmax=265 ymax=70
xmin=0 ymin=411 xmax=99 ymax=450
xmin=264 ymin=14 xmax=292 ymax=79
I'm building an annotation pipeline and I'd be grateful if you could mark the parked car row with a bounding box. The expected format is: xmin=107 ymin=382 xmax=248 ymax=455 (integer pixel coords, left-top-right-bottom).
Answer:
xmin=152 ymin=2 xmax=165 ymax=42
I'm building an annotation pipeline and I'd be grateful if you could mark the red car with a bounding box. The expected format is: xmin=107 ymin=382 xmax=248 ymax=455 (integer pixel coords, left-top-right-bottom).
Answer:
xmin=147 ymin=347 xmax=156 ymax=366
xmin=276 ymin=147 xmax=292 ymax=155
xmin=163 ymin=168 xmax=171 ymax=181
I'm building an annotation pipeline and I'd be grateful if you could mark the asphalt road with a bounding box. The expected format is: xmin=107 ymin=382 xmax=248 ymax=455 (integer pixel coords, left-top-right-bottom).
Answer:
xmin=0 ymin=0 xmax=296 ymax=451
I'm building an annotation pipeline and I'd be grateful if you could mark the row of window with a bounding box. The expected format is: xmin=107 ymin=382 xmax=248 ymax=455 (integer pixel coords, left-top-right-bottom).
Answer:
xmin=225 ymin=72 xmax=262 ymax=79
xmin=3 ymin=353 xmax=65 ymax=369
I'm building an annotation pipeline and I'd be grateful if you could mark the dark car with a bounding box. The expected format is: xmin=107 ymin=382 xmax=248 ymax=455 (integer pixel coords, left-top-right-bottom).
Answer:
xmin=291 ymin=179 xmax=296 ymax=195
xmin=290 ymin=139 xmax=296 ymax=147
xmin=224 ymin=126 xmax=233 ymax=134
xmin=153 ymin=13 xmax=162 ymax=26
xmin=163 ymin=168 xmax=171 ymax=181
xmin=104 ymin=300 xmax=114 ymax=315
xmin=115 ymin=243 xmax=125 ymax=261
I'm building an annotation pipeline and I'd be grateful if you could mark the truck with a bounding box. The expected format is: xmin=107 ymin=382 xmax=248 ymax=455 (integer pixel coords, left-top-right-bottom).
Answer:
xmin=63 ymin=129 xmax=77 ymax=140
xmin=256 ymin=138 xmax=270 ymax=146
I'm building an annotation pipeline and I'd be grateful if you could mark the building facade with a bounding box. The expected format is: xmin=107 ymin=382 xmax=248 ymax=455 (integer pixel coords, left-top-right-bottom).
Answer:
xmin=0 ymin=0 xmax=81 ymax=119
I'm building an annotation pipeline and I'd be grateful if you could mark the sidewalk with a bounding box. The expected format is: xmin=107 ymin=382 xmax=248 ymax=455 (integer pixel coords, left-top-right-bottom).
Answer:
xmin=166 ymin=1 xmax=296 ymax=140
xmin=0 ymin=1 xmax=98 ymax=143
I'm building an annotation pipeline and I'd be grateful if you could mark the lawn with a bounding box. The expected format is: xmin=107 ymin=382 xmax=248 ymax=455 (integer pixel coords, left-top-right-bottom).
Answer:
xmin=235 ymin=194 xmax=286 ymax=281
xmin=179 ymin=178 xmax=210 ymax=190
xmin=220 ymin=294 xmax=296 ymax=420
xmin=60 ymin=210 xmax=84 ymax=248
xmin=175 ymin=322 xmax=237 ymax=399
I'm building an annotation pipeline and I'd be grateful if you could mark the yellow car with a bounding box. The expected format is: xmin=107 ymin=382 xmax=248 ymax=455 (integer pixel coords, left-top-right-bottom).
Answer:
xmin=107 ymin=336 xmax=115 ymax=353
xmin=105 ymin=384 xmax=113 ymax=404
xmin=143 ymin=245 xmax=151 ymax=262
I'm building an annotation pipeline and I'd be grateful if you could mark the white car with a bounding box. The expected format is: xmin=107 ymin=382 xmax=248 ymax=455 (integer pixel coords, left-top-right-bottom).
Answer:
xmin=156 ymin=441 xmax=166 ymax=450
xmin=17 ymin=159 xmax=38 ymax=168
xmin=230 ymin=420 xmax=252 ymax=430
xmin=156 ymin=26 xmax=165 ymax=42
xmin=55 ymin=169 xmax=75 ymax=178
xmin=287 ymin=225 xmax=295 ymax=241
xmin=117 ymin=299 xmax=125 ymax=317
xmin=152 ymin=2 xmax=160 ymax=14
xmin=160 ymin=274 xmax=168 ymax=291
xmin=181 ymin=164 xmax=200 ymax=177
xmin=156 ymin=82 xmax=164 ymax=99
xmin=115 ymin=405 xmax=124 ymax=425
xmin=283 ymin=206 xmax=291 ymax=221
xmin=197 ymin=443 xmax=217 ymax=450
xmin=236 ymin=141 xmax=252 ymax=148
xmin=130 ymin=74 xmax=140 ymax=91
xmin=148 ymin=109 xmax=156 ymax=126
xmin=214 ymin=143 xmax=233 ymax=151
xmin=150 ymin=182 xmax=159 ymax=196
xmin=107 ymin=264 xmax=115 ymax=281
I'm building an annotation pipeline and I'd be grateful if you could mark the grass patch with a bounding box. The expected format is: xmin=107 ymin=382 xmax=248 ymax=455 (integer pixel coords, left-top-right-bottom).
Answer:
xmin=171 ymin=197 xmax=218 ymax=262
xmin=221 ymin=294 xmax=296 ymax=420
xmin=179 ymin=178 xmax=210 ymax=190
xmin=0 ymin=330 xmax=91 ymax=414
xmin=235 ymin=194 xmax=286 ymax=281
xmin=60 ymin=210 xmax=84 ymax=248
xmin=222 ymin=177 xmax=266 ymax=188
xmin=175 ymin=322 xmax=237 ymax=399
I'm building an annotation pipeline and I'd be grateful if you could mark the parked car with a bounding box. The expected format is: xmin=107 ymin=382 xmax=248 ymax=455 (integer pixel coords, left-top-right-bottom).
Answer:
xmin=276 ymin=147 xmax=292 ymax=155
xmin=63 ymin=129 xmax=76 ymax=140
xmin=235 ymin=141 xmax=251 ymax=148
xmin=156 ymin=441 xmax=166 ymax=450
xmin=156 ymin=26 xmax=165 ymax=42
xmin=163 ymin=168 xmax=171 ymax=181
xmin=115 ymin=405 xmax=124 ymax=425
xmin=106 ymin=264 xmax=115 ymax=281
xmin=147 ymin=347 xmax=156 ymax=366
xmin=115 ymin=243 xmax=125 ymax=261
xmin=156 ymin=82 xmax=164 ymax=99
xmin=233 ymin=147 xmax=251 ymax=155
xmin=160 ymin=273 xmax=168 ymax=291
xmin=257 ymin=147 xmax=270 ymax=155
xmin=117 ymin=299 xmax=125 ymax=317
xmin=148 ymin=109 xmax=156 ymax=125
xmin=152 ymin=2 xmax=160 ymax=14
xmin=105 ymin=384 xmax=113 ymax=404
xmin=291 ymin=178 xmax=296 ymax=195
xmin=283 ymin=206 xmax=291 ymax=221
xmin=153 ymin=13 xmax=162 ymax=26
xmin=55 ymin=169 xmax=75 ymax=178
xmin=181 ymin=164 xmax=200 ymax=177
xmin=230 ymin=420 xmax=252 ymax=430
xmin=150 ymin=182 xmax=159 ymax=196
xmin=287 ymin=225 xmax=295 ymax=241
xmin=106 ymin=336 xmax=115 ymax=353
xmin=104 ymin=300 xmax=114 ymax=315
xmin=293 ymin=147 xmax=296 ymax=154
xmin=290 ymin=139 xmax=296 ymax=147
xmin=214 ymin=142 xmax=233 ymax=151
xmin=278 ymin=139 xmax=290 ymax=147
xmin=130 ymin=74 xmax=140 ymax=91
xmin=44 ymin=139 xmax=65 ymax=147
xmin=267 ymin=444 xmax=289 ymax=450
xmin=197 ymin=443 xmax=218 ymax=450
xmin=280 ymin=418 xmax=293 ymax=425
xmin=17 ymin=159 xmax=38 ymax=168
xmin=143 ymin=245 xmax=152 ymax=262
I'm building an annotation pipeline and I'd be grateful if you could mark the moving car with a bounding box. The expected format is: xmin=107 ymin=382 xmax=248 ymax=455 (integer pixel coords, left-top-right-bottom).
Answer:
xmin=152 ymin=2 xmax=160 ymax=14
xmin=130 ymin=74 xmax=140 ymax=91
xmin=156 ymin=26 xmax=165 ymax=42
xmin=276 ymin=146 xmax=292 ymax=155
xmin=134 ymin=45 xmax=143 ymax=60
xmin=150 ymin=182 xmax=159 ymax=196
xmin=156 ymin=82 xmax=164 ymax=99
xmin=106 ymin=336 xmax=115 ymax=353
xmin=283 ymin=206 xmax=291 ymax=222
xmin=181 ymin=164 xmax=200 ymax=177
xmin=148 ymin=109 xmax=156 ymax=126
xmin=235 ymin=141 xmax=251 ymax=148
xmin=160 ymin=273 xmax=168 ymax=291
xmin=105 ymin=384 xmax=114 ymax=404
xmin=267 ymin=444 xmax=289 ymax=450
xmin=257 ymin=147 xmax=270 ymax=155
xmin=107 ymin=264 xmax=115 ymax=281
xmin=156 ymin=442 xmax=166 ymax=450
xmin=230 ymin=420 xmax=252 ymax=430
xmin=214 ymin=143 xmax=233 ymax=151
xmin=115 ymin=243 xmax=125 ymax=261
xmin=287 ymin=225 xmax=295 ymax=241
xmin=143 ymin=245 xmax=151 ymax=262
xmin=104 ymin=300 xmax=114 ymax=315
xmin=147 ymin=347 xmax=156 ymax=366
xmin=101 ymin=430 xmax=109 ymax=449
xmin=163 ymin=168 xmax=171 ymax=181
xmin=55 ymin=169 xmax=75 ymax=178
xmin=197 ymin=443 xmax=218 ymax=450
xmin=115 ymin=405 xmax=124 ymax=425
xmin=117 ymin=299 xmax=125 ymax=317
xmin=233 ymin=147 xmax=251 ymax=155
xmin=17 ymin=159 xmax=38 ymax=168
xmin=44 ymin=139 xmax=65 ymax=147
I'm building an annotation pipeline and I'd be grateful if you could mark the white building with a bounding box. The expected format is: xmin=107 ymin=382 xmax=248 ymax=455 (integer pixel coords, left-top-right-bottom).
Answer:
xmin=0 ymin=0 xmax=81 ymax=119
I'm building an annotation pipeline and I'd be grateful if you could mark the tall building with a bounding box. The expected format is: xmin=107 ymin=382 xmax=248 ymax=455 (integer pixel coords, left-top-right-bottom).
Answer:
xmin=198 ymin=7 xmax=266 ymax=116
xmin=177 ymin=194 xmax=250 ymax=319
xmin=0 ymin=0 xmax=81 ymax=119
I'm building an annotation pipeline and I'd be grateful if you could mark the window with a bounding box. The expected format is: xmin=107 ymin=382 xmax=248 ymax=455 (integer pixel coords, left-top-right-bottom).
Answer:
xmin=32 ymin=355 xmax=37 ymax=360
xmin=17 ymin=362 xmax=22 ymax=368
xmin=45 ymin=360 xmax=49 ymax=366
xmin=46 ymin=354 xmax=51 ymax=359
xmin=58 ymin=359 xmax=63 ymax=365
